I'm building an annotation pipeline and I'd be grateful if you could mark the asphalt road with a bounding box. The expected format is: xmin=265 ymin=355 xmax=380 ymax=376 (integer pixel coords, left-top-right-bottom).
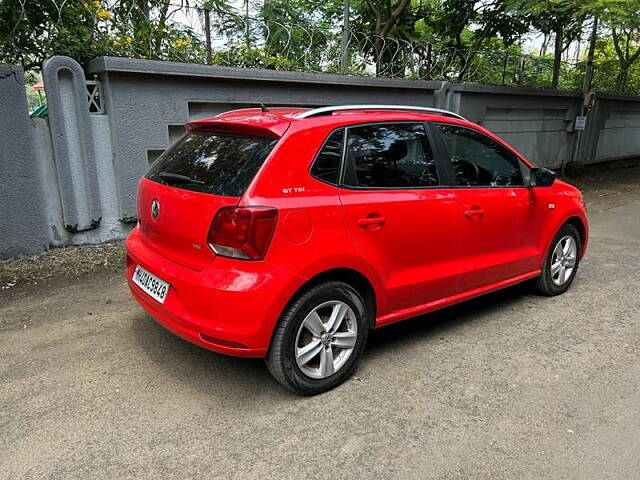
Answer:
xmin=1 ymin=201 xmax=639 ymax=479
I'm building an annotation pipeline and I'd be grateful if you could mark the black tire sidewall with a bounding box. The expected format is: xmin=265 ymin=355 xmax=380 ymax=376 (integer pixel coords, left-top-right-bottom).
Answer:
xmin=279 ymin=282 xmax=368 ymax=394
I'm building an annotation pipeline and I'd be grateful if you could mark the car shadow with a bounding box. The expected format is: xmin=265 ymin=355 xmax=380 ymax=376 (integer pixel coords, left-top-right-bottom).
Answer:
xmin=130 ymin=312 xmax=287 ymax=402
xmin=366 ymin=283 xmax=532 ymax=355
xmin=130 ymin=282 xmax=533 ymax=401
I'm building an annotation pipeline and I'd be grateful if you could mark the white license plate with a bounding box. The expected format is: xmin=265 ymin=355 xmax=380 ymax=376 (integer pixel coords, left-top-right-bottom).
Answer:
xmin=132 ymin=265 xmax=170 ymax=304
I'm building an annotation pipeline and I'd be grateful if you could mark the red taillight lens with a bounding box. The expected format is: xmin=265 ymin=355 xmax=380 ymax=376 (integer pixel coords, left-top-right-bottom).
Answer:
xmin=207 ymin=206 xmax=278 ymax=260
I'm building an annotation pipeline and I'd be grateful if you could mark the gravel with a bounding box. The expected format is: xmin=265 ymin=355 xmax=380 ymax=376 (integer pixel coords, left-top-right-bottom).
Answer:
xmin=0 ymin=240 xmax=125 ymax=290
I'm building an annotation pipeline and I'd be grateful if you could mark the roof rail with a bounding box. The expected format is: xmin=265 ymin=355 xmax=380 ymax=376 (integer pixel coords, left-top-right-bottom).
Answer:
xmin=295 ymin=104 xmax=466 ymax=121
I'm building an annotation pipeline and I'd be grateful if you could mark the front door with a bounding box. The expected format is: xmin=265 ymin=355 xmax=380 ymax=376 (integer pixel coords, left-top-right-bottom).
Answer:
xmin=434 ymin=123 xmax=539 ymax=291
xmin=338 ymin=122 xmax=461 ymax=313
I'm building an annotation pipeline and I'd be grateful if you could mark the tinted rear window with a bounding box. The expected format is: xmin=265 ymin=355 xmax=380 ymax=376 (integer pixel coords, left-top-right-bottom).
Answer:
xmin=146 ymin=132 xmax=278 ymax=197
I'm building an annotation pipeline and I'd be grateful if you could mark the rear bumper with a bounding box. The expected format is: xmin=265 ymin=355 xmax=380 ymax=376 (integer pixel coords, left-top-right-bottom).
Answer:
xmin=126 ymin=227 xmax=304 ymax=357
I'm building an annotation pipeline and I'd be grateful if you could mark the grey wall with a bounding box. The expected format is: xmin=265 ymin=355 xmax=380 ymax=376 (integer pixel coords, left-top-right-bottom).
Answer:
xmin=0 ymin=65 xmax=49 ymax=258
xmin=1 ymin=59 xmax=129 ymax=259
xmin=30 ymin=115 xmax=127 ymax=247
xmin=453 ymin=84 xmax=581 ymax=169
xmin=87 ymin=57 xmax=443 ymax=220
xmin=3 ymin=55 xmax=640 ymax=259
xmin=43 ymin=56 xmax=102 ymax=233
xmin=593 ymin=95 xmax=640 ymax=164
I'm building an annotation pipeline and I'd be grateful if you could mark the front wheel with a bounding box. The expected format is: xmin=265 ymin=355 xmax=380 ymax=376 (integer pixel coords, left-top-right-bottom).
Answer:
xmin=533 ymin=223 xmax=582 ymax=296
xmin=265 ymin=281 xmax=369 ymax=395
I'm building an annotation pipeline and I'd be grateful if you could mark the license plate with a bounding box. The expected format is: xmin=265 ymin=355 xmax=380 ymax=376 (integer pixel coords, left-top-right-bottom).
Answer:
xmin=132 ymin=265 xmax=170 ymax=304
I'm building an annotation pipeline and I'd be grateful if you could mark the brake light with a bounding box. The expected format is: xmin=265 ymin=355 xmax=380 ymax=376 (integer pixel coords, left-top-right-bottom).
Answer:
xmin=207 ymin=206 xmax=278 ymax=260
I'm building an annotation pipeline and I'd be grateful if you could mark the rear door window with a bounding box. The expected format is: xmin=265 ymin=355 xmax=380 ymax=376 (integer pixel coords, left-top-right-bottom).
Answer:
xmin=342 ymin=123 xmax=439 ymax=188
xmin=146 ymin=132 xmax=278 ymax=197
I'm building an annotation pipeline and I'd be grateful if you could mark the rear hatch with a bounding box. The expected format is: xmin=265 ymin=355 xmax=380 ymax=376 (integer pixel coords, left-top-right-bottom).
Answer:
xmin=138 ymin=126 xmax=280 ymax=270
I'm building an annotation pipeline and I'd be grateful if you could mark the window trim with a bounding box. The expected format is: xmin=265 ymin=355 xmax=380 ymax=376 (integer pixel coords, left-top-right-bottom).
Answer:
xmin=338 ymin=121 xmax=443 ymax=191
xmin=434 ymin=122 xmax=531 ymax=189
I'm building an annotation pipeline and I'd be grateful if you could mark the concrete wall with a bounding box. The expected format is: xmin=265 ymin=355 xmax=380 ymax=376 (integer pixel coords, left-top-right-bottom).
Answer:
xmin=43 ymin=56 xmax=102 ymax=233
xmin=453 ymin=84 xmax=581 ymax=169
xmin=1 ymin=59 xmax=130 ymax=259
xmin=87 ymin=57 xmax=443 ymax=220
xmin=3 ymin=55 xmax=640 ymax=259
xmin=31 ymin=115 xmax=128 ymax=247
xmin=0 ymin=65 xmax=49 ymax=258
xmin=593 ymin=95 xmax=640 ymax=164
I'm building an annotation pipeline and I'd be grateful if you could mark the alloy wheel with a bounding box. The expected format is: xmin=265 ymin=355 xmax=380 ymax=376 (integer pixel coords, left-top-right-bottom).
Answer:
xmin=551 ymin=235 xmax=577 ymax=286
xmin=294 ymin=300 xmax=358 ymax=379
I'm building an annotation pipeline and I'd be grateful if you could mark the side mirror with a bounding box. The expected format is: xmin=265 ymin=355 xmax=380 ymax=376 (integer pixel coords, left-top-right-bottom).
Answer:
xmin=530 ymin=167 xmax=556 ymax=187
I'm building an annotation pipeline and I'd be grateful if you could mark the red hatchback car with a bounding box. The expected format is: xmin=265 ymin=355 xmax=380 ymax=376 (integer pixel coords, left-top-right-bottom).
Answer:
xmin=126 ymin=105 xmax=588 ymax=395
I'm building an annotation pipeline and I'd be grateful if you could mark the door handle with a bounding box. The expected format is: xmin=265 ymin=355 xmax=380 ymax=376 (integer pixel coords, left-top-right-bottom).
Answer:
xmin=358 ymin=216 xmax=387 ymax=227
xmin=464 ymin=207 xmax=484 ymax=218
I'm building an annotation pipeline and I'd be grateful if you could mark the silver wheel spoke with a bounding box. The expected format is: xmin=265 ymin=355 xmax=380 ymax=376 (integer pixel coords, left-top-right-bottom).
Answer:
xmin=559 ymin=266 xmax=566 ymax=284
xmin=296 ymin=339 xmax=322 ymax=366
xmin=294 ymin=300 xmax=358 ymax=380
xmin=566 ymin=256 xmax=576 ymax=268
xmin=553 ymin=244 xmax=563 ymax=259
xmin=327 ymin=303 xmax=348 ymax=333
xmin=551 ymin=260 xmax=562 ymax=275
xmin=319 ymin=347 xmax=335 ymax=377
xmin=303 ymin=311 xmax=324 ymax=337
xmin=563 ymin=239 xmax=571 ymax=255
xmin=332 ymin=331 xmax=357 ymax=349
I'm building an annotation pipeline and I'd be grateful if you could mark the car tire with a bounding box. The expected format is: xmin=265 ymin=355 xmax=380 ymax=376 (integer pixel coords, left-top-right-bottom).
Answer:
xmin=265 ymin=281 xmax=369 ymax=396
xmin=533 ymin=223 xmax=582 ymax=296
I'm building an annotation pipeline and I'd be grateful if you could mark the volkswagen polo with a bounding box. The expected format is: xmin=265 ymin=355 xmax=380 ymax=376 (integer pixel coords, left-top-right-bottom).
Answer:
xmin=126 ymin=105 xmax=588 ymax=395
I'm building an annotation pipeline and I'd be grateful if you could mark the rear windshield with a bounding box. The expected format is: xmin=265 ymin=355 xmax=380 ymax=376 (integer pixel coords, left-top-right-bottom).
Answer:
xmin=146 ymin=132 xmax=278 ymax=197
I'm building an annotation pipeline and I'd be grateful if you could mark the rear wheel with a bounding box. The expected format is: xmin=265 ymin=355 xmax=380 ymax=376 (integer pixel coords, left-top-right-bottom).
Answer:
xmin=265 ymin=281 xmax=369 ymax=395
xmin=533 ymin=223 xmax=581 ymax=296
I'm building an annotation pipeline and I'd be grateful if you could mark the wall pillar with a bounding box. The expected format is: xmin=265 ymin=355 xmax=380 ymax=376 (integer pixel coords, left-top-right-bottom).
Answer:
xmin=0 ymin=65 xmax=49 ymax=259
xmin=43 ymin=56 xmax=102 ymax=232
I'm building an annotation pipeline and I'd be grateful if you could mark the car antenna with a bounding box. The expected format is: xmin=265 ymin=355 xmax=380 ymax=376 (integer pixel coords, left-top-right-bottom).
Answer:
xmin=260 ymin=103 xmax=269 ymax=113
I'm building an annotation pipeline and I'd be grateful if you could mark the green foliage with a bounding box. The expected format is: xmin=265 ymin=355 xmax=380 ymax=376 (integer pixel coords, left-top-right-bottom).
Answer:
xmin=3 ymin=0 xmax=640 ymax=95
xmin=0 ymin=0 xmax=204 ymax=70
xmin=0 ymin=0 xmax=103 ymax=69
xmin=593 ymin=0 xmax=640 ymax=92
xmin=592 ymin=35 xmax=640 ymax=93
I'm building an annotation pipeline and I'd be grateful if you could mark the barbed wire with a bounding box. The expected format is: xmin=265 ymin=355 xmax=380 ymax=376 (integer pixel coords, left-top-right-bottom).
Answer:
xmin=5 ymin=0 xmax=584 ymax=90
xmin=201 ymin=12 xmax=582 ymax=88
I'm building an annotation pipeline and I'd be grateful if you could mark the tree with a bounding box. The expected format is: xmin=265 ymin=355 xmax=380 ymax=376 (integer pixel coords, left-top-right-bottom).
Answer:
xmin=0 ymin=0 xmax=101 ymax=71
xmin=430 ymin=0 xmax=532 ymax=81
xmin=595 ymin=0 xmax=640 ymax=93
xmin=527 ymin=0 xmax=586 ymax=88
xmin=0 ymin=0 xmax=208 ymax=72
xmin=361 ymin=0 xmax=412 ymax=74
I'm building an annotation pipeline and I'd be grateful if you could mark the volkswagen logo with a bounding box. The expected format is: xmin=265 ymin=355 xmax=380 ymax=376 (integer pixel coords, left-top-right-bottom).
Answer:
xmin=151 ymin=199 xmax=160 ymax=219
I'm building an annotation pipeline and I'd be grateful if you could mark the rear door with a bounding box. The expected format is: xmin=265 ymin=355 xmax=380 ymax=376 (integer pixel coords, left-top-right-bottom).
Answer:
xmin=338 ymin=122 xmax=461 ymax=313
xmin=138 ymin=130 xmax=278 ymax=270
xmin=433 ymin=123 xmax=539 ymax=291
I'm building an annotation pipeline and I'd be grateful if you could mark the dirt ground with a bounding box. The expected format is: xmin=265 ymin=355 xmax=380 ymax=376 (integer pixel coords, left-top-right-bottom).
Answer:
xmin=568 ymin=162 xmax=640 ymax=212
xmin=0 ymin=165 xmax=639 ymax=479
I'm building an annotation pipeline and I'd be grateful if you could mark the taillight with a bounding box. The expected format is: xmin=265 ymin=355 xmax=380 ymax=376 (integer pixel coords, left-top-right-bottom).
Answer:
xmin=207 ymin=206 xmax=278 ymax=260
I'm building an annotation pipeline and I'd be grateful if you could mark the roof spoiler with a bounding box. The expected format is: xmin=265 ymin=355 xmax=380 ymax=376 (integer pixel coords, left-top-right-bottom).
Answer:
xmin=186 ymin=116 xmax=291 ymax=138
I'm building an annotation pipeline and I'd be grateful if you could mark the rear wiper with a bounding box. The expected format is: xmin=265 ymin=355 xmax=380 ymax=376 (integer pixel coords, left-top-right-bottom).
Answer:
xmin=158 ymin=171 xmax=205 ymax=185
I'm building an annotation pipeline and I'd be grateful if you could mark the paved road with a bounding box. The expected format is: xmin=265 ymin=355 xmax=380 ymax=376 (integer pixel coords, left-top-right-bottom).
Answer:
xmin=1 ymin=202 xmax=639 ymax=479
